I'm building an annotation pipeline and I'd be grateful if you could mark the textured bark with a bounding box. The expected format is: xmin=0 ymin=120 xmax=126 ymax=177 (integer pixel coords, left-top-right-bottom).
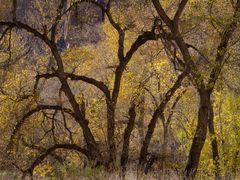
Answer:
xmin=106 ymin=100 xmax=117 ymax=165
xmin=50 ymin=39 xmax=102 ymax=162
xmin=138 ymin=95 xmax=145 ymax=145
xmin=120 ymin=104 xmax=136 ymax=177
xmin=185 ymin=89 xmax=210 ymax=178
xmin=208 ymin=101 xmax=220 ymax=180
xmin=144 ymin=154 xmax=157 ymax=174
xmin=205 ymin=3 xmax=240 ymax=178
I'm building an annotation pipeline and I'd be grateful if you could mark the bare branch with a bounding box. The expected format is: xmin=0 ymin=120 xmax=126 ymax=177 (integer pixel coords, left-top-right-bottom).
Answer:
xmin=139 ymin=69 xmax=188 ymax=165
xmin=207 ymin=1 xmax=240 ymax=91
xmin=23 ymin=144 xmax=89 ymax=176
xmin=151 ymin=0 xmax=173 ymax=29
xmin=166 ymin=89 xmax=187 ymax=125
xmin=21 ymin=138 xmax=65 ymax=165
xmin=173 ymin=0 xmax=188 ymax=26
xmin=112 ymin=30 xmax=158 ymax=103
xmin=186 ymin=43 xmax=210 ymax=63
xmin=0 ymin=26 xmax=13 ymax=42
xmin=6 ymin=105 xmax=74 ymax=152
xmin=34 ymin=73 xmax=111 ymax=99
xmin=66 ymin=73 xmax=111 ymax=99
xmin=105 ymin=1 xmax=125 ymax=61
xmin=50 ymin=0 xmax=67 ymax=42
xmin=125 ymin=31 xmax=157 ymax=62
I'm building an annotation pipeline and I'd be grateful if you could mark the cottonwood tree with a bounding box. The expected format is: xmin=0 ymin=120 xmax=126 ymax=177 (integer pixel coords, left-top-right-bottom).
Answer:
xmin=0 ymin=0 xmax=176 ymax=176
xmin=149 ymin=0 xmax=240 ymax=178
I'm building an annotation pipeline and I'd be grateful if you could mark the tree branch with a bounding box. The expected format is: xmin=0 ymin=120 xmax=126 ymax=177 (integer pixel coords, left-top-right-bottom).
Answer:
xmin=166 ymin=89 xmax=187 ymax=125
xmin=151 ymin=0 xmax=173 ymax=29
xmin=35 ymin=73 xmax=111 ymax=100
xmin=0 ymin=15 xmax=101 ymax=162
xmin=173 ymin=0 xmax=188 ymax=26
xmin=186 ymin=43 xmax=210 ymax=63
xmin=121 ymin=104 xmax=136 ymax=176
xmin=23 ymin=144 xmax=89 ymax=176
xmin=50 ymin=0 xmax=67 ymax=42
xmin=125 ymin=31 xmax=157 ymax=62
xmin=66 ymin=73 xmax=111 ymax=100
xmin=21 ymin=138 xmax=65 ymax=165
xmin=6 ymin=105 xmax=74 ymax=152
xmin=0 ymin=26 xmax=13 ymax=41
xmin=207 ymin=1 xmax=240 ymax=91
xmin=112 ymin=30 xmax=158 ymax=103
xmin=139 ymin=69 xmax=188 ymax=165
xmin=73 ymin=0 xmax=125 ymax=61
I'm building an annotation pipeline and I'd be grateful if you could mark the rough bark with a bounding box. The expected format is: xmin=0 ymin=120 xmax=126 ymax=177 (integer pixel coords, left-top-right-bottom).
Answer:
xmin=120 ymin=104 xmax=136 ymax=177
xmin=106 ymin=100 xmax=117 ymax=165
xmin=138 ymin=95 xmax=145 ymax=145
xmin=208 ymin=101 xmax=220 ymax=179
xmin=185 ymin=89 xmax=210 ymax=178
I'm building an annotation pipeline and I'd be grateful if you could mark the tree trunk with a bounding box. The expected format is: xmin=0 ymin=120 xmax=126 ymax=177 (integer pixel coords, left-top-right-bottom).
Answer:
xmin=185 ymin=89 xmax=210 ymax=178
xmin=106 ymin=100 xmax=116 ymax=166
xmin=138 ymin=94 xmax=145 ymax=145
xmin=208 ymin=100 xmax=220 ymax=179
xmin=139 ymin=71 xmax=187 ymax=169
xmin=144 ymin=121 xmax=169 ymax=175
xmin=60 ymin=79 xmax=102 ymax=164
xmin=120 ymin=104 xmax=136 ymax=178
xmin=161 ymin=123 xmax=169 ymax=173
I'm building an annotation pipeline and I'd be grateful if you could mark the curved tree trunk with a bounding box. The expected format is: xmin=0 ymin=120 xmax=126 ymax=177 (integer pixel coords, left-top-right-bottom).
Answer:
xmin=185 ymin=89 xmax=210 ymax=178
xmin=139 ymin=71 xmax=187 ymax=169
xmin=60 ymin=79 xmax=102 ymax=164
